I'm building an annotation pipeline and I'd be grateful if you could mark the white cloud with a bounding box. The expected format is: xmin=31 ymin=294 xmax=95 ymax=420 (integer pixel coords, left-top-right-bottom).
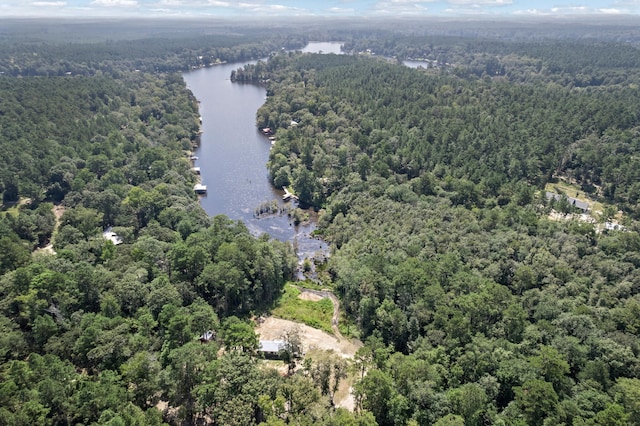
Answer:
xmin=513 ymin=4 xmax=633 ymax=16
xmin=429 ymin=0 xmax=512 ymax=16
xmin=551 ymin=6 xmax=587 ymax=13
xmin=32 ymin=1 xmax=67 ymax=6
xmin=513 ymin=8 xmax=543 ymax=15
xmin=374 ymin=0 xmax=432 ymax=14
xmin=156 ymin=0 xmax=232 ymax=7
xmin=235 ymin=2 xmax=303 ymax=14
xmin=3 ymin=0 xmax=640 ymax=18
xmin=389 ymin=0 xmax=437 ymax=3
xmin=269 ymin=5 xmax=293 ymax=10
xmin=447 ymin=0 xmax=511 ymax=4
xmin=148 ymin=0 xmax=307 ymax=15
xmin=157 ymin=0 xmax=186 ymax=5
xmin=328 ymin=6 xmax=356 ymax=13
xmin=91 ymin=0 xmax=138 ymax=6
xmin=443 ymin=6 xmax=489 ymax=14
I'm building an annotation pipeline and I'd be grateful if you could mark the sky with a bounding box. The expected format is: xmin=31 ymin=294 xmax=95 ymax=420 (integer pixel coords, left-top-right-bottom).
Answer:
xmin=1 ymin=0 xmax=640 ymax=18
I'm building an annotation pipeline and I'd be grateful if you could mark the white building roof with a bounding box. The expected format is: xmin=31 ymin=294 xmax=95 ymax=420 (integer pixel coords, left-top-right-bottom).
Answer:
xmin=102 ymin=228 xmax=123 ymax=245
xmin=259 ymin=340 xmax=285 ymax=353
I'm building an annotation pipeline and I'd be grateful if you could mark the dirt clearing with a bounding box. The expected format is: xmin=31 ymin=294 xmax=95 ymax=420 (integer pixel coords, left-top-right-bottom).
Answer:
xmin=298 ymin=292 xmax=324 ymax=302
xmin=256 ymin=317 xmax=361 ymax=359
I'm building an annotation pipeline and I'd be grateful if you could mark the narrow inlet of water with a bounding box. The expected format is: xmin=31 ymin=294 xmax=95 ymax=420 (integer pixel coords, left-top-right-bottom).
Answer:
xmin=182 ymin=42 xmax=343 ymax=264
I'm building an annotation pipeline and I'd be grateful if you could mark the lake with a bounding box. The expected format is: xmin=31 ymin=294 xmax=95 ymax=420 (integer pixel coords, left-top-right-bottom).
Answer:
xmin=182 ymin=42 xmax=342 ymax=262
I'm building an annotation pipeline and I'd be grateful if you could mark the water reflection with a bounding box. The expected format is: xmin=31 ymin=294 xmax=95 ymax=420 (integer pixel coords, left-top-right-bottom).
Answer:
xmin=300 ymin=41 xmax=343 ymax=54
xmin=182 ymin=43 xmax=342 ymax=264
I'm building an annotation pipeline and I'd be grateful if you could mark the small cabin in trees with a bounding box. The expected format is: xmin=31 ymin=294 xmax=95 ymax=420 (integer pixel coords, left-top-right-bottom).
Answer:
xmin=199 ymin=330 xmax=215 ymax=343
xmin=545 ymin=191 xmax=589 ymax=212
xmin=258 ymin=340 xmax=285 ymax=359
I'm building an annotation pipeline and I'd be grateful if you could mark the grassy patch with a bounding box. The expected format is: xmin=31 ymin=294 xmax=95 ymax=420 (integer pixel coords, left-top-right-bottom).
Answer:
xmin=0 ymin=197 xmax=30 ymax=217
xmin=338 ymin=316 xmax=360 ymax=340
xmin=272 ymin=284 xmax=334 ymax=334
xmin=296 ymin=278 xmax=326 ymax=291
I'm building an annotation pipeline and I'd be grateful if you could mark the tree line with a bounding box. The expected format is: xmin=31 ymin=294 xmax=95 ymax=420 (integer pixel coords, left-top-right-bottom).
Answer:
xmin=0 ymin=29 xmax=377 ymax=425
xmin=243 ymin=42 xmax=640 ymax=425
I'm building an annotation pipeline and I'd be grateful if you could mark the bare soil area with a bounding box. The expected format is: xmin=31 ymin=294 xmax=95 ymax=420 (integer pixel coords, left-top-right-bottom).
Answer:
xmin=256 ymin=316 xmax=362 ymax=411
xmin=256 ymin=317 xmax=361 ymax=359
xmin=259 ymin=286 xmax=362 ymax=410
xmin=298 ymin=292 xmax=324 ymax=302
xmin=34 ymin=205 xmax=65 ymax=256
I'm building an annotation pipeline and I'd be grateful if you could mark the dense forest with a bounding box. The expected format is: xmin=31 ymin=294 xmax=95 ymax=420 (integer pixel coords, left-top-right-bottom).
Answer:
xmin=0 ymin=20 xmax=308 ymax=76
xmin=251 ymin=51 xmax=640 ymax=216
xmin=1 ymin=18 xmax=640 ymax=426
xmin=245 ymin=37 xmax=640 ymax=425
xmin=0 ymin=24 xmax=374 ymax=425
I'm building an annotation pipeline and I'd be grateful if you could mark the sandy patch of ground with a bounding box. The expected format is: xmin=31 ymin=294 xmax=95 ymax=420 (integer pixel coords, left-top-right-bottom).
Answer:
xmin=298 ymin=292 xmax=325 ymax=302
xmin=34 ymin=205 xmax=65 ymax=256
xmin=256 ymin=317 xmax=361 ymax=359
xmin=53 ymin=204 xmax=65 ymax=221
xmin=34 ymin=245 xmax=56 ymax=255
xmin=335 ymin=385 xmax=356 ymax=411
xmin=548 ymin=211 xmax=595 ymax=223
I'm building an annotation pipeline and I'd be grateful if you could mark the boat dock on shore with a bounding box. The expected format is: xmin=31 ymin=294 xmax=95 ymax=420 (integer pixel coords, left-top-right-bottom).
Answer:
xmin=194 ymin=183 xmax=207 ymax=194
xmin=282 ymin=186 xmax=298 ymax=201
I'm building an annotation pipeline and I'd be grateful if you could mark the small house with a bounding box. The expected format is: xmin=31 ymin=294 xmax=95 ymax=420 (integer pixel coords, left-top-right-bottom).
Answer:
xmin=258 ymin=340 xmax=286 ymax=359
xmin=102 ymin=228 xmax=123 ymax=245
xmin=545 ymin=191 xmax=589 ymax=213
xmin=199 ymin=330 xmax=215 ymax=343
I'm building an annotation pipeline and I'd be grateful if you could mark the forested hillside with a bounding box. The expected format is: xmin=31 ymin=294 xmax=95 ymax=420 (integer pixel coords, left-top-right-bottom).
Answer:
xmin=0 ymin=25 xmax=376 ymax=426
xmin=0 ymin=67 xmax=308 ymax=424
xmin=254 ymin=52 xmax=640 ymax=215
xmin=247 ymin=41 xmax=640 ymax=425
xmin=2 ymin=19 xmax=640 ymax=426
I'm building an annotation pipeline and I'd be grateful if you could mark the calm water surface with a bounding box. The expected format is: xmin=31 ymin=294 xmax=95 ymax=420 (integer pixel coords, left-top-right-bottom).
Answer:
xmin=403 ymin=60 xmax=431 ymax=69
xmin=183 ymin=42 xmax=342 ymax=261
xmin=300 ymin=42 xmax=343 ymax=54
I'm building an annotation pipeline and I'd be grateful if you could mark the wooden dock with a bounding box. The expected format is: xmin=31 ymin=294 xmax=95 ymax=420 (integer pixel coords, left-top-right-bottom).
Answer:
xmin=194 ymin=184 xmax=207 ymax=194
xmin=282 ymin=186 xmax=298 ymax=201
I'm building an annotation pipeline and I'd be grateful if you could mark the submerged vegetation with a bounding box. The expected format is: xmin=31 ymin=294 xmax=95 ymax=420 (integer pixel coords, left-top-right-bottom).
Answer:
xmin=1 ymin=17 xmax=640 ymax=426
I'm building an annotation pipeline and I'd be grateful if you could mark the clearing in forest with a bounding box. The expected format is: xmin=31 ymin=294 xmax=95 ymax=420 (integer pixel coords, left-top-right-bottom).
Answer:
xmin=255 ymin=316 xmax=361 ymax=359
xmin=258 ymin=283 xmax=364 ymax=410
xmin=544 ymin=180 xmax=604 ymax=217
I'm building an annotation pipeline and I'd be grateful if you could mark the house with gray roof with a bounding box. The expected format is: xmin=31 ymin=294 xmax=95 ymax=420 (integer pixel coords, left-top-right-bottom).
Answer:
xmin=546 ymin=191 xmax=589 ymax=212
